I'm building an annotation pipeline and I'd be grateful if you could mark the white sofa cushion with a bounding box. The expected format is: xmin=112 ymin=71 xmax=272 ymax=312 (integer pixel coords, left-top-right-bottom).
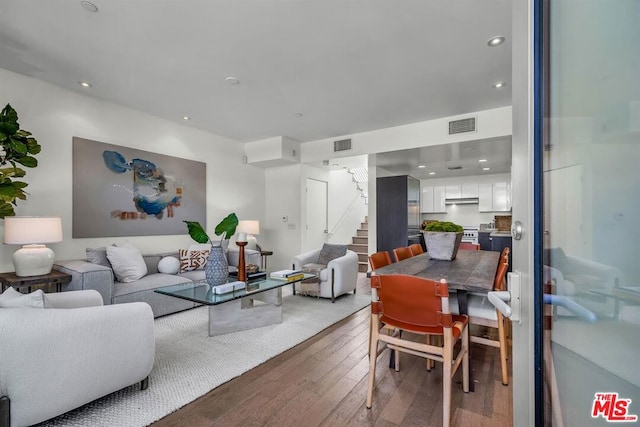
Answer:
xmin=0 ymin=287 xmax=45 ymax=308
xmin=107 ymin=244 xmax=148 ymax=283
xmin=158 ymin=256 xmax=180 ymax=274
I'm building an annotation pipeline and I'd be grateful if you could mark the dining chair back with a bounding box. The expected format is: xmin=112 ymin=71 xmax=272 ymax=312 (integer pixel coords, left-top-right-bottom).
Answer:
xmin=367 ymin=274 xmax=469 ymax=426
xmin=408 ymin=243 xmax=424 ymax=256
xmin=459 ymin=242 xmax=481 ymax=251
xmin=368 ymin=251 xmax=393 ymax=270
xmin=392 ymin=246 xmax=413 ymax=262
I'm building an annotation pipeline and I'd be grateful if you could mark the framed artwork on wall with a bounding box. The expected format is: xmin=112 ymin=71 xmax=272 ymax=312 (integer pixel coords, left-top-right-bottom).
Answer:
xmin=72 ymin=137 xmax=206 ymax=238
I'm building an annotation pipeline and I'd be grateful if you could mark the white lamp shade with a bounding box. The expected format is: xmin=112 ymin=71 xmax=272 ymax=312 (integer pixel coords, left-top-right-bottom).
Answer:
xmin=3 ymin=217 xmax=63 ymax=277
xmin=3 ymin=216 xmax=63 ymax=244
xmin=237 ymin=220 xmax=259 ymax=236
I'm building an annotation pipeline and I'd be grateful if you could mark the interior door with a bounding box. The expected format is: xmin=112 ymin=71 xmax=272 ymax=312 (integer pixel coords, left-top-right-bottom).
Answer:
xmin=305 ymin=178 xmax=328 ymax=252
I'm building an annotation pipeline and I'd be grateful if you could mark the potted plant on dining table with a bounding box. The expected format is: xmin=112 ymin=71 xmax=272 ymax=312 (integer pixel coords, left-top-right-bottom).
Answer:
xmin=422 ymin=221 xmax=464 ymax=261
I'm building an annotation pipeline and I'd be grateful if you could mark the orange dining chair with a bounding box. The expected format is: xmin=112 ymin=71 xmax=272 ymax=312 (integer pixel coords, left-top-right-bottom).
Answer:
xmin=368 ymin=251 xmax=393 ymax=271
xmin=408 ymin=243 xmax=424 ymax=256
xmin=451 ymin=259 xmax=510 ymax=385
xmin=459 ymin=242 xmax=481 ymax=251
xmin=367 ymin=274 xmax=469 ymax=427
xmin=393 ymin=246 xmax=413 ymax=262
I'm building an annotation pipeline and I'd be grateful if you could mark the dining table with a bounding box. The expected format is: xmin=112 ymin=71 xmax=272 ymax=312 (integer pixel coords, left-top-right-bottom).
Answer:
xmin=373 ymin=249 xmax=501 ymax=391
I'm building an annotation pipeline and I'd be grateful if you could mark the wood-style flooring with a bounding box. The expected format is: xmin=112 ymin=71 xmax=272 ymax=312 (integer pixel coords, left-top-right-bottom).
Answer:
xmin=151 ymin=275 xmax=513 ymax=427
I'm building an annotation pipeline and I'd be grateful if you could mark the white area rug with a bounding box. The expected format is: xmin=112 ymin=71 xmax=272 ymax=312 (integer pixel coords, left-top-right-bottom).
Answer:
xmin=39 ymin=290 xmax=370 ymax=426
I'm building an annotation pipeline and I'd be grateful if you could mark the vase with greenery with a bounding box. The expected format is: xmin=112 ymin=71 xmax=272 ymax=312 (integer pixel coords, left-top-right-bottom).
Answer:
xmin=184 ymin=213 xmax=238 ymax=286
xmin=0 ymin=104 xmax=41 ymax=218
xmin=422 ymin=221 xmax=464 ymax=261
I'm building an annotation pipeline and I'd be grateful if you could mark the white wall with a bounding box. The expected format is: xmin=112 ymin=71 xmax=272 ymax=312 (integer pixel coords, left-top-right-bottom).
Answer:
xmin=420 ymin=173 xmax=511 ymax=227
xmin=327 ymin=168 xmax=368 ymax=245
xmin=0 ymin=69 xmax=265 ymax=272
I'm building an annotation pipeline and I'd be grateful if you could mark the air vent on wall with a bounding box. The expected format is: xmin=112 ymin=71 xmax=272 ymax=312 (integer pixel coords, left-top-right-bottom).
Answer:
xmin=449 ymin=117 xmax=477 ymax=135
xmin=334 ymin=138 xmax=352 ymax=152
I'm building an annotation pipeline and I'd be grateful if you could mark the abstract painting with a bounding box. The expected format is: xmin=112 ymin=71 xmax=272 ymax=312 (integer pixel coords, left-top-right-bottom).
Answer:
xmin=72 ymin=137 xmax=206 ymax=238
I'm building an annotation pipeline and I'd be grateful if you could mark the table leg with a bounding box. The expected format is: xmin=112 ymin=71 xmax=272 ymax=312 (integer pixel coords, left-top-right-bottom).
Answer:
xmin=457 ymin=290 xmax=474 ymax=392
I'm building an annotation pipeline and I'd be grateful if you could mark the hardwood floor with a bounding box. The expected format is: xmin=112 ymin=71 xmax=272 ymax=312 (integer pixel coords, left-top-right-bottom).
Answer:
xmin=151 ymin=275 xmax=512 ymax=427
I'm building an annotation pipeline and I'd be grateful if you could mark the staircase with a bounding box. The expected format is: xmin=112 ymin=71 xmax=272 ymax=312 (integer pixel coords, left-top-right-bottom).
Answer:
xmin=348 ymin=217 xmax=369 ymax=273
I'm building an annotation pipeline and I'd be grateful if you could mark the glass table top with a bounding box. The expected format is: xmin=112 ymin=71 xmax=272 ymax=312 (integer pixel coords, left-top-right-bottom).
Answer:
xmin=154 ymin=273 xmax=316 ymax=306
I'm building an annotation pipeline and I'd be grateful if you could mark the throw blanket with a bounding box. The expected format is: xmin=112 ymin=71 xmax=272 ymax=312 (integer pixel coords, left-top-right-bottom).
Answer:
xmin=297 ymin=263 xmax=325 ymax=297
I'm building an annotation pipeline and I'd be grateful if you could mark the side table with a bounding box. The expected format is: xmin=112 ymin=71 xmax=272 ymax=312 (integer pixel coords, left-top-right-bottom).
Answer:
xmin=0 ymin=270 xmax=72 ymax=293
xmin=260 ymin=250 xmax=273 ymax=271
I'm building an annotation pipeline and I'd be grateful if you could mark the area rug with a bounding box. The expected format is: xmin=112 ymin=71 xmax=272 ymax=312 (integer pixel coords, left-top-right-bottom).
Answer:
xmin=38 ymin=290 xmax=370 ymax=426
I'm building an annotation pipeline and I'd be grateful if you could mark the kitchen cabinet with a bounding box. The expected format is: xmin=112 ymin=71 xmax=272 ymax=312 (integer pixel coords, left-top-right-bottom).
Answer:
xmin=420 ymin=185 xmax=446 ymax=213
xmin=445 ymin=185 xmax=461 ymax=199
xmin=421 ymin=186 xmax=434 ymax=212
xmin=478 ymin=231 xmax=492 ymax=251
xmin=478 ymin=182 xmax=511 ymax=212
xmin=478 ymin=183 xmax=493 ymax=212
xmin=433 ymin=186 xmax=446 ymax=212
xmin=461 ymin=183 xmax=479 ymax=198
xmin=377 ymin=175 xmax=421 ymax=254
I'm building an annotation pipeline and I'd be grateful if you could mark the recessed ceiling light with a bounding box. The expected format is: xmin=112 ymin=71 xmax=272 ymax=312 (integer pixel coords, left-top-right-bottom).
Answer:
xmin=429 ymin=172 xmax=436 ymax=175
xmin=483 ymin=167 xmax=491 ymax=171
xmin=78 ymin=81 xmax=92 ymax=88
xmin=332 ymin=163 xmax=339 ymax=167
xmin=493 ymin=82 xmax=506 ymax=89
xmin=182 ymin=116 xmax=191 ymax=121
xmin=487 ymin=36 xmax=505 ymax=47
xmin=295 ymin=112 xmax=303 ymax=118
xmin=418 ymin=165 xmax=426 ymax=169
xmin=80 ymin=1 xmax=99 ymax=12
xmin=479 ymin=159 xmax=488 ymax=163
xmin=225 ymin=76 xmax=240 ymax=85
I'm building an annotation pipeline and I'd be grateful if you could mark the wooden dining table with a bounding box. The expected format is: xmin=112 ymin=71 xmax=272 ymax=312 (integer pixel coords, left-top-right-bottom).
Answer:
xmin=373 ymin=249 xmax=501 ymax=391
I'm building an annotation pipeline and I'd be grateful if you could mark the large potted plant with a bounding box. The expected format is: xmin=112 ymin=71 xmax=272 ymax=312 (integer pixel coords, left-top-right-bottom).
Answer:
xmin=184 ymin=213 xmax=239 ymax=286
xmin=422 ymin=221 xmax=463 ymax=261
xmin=0 ymin=104 xmax=41 ymax=218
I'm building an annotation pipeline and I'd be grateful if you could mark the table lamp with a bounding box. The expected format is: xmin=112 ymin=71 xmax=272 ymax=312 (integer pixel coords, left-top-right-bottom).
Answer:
xmin=237 ymin=220 xmax=260 ymax=251
xmin=3 ymin=216 xmax=63 ymax=277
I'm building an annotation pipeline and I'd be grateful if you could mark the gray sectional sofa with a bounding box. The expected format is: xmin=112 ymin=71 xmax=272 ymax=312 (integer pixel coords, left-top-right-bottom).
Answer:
xmin=53 ymin=249 xmax=260 ymax=317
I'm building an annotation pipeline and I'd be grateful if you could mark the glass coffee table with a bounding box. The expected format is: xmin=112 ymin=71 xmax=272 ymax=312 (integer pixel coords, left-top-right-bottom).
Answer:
xmin=155 ymin=274 xmax=315 ymax=336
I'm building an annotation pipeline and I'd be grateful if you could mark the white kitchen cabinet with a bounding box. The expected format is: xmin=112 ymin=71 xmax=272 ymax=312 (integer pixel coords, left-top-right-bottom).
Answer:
xmin=421 ymin=186 xmax=434 ymax=212
xmin=445 ymin=185 xmax=461 ymax=199
xmin=433 ymin=186 xmax=446 ymax=212
xmin=478 ymin=183 xmax=493 ymax=212
xmin=461 ymin=183 xmax=479 ymax=198
xmin=421 ymin=185 xmax=446 ymax=213
xmin=493 ymin=182 xmax=509 ymax=211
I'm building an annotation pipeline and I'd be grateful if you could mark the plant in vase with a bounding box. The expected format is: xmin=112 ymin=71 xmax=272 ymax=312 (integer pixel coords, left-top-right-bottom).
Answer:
xmin=422 ymin=221 xmax=464 ymax=261
xmin=184 ymin=213 xmax=238 ymax=286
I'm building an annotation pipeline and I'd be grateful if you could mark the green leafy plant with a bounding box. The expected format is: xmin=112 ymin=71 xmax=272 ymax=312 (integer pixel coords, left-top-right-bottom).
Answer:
xmin=0 ymin=104 xmax=41 ymax=218
xmin=184 ymin=213 xmax=239 ymax=246
xmin=424 ymin=221 xmax=463 ymax=233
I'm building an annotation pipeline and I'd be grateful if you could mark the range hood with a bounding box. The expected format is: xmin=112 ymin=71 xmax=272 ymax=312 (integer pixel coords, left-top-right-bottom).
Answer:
xmin=445 ymin=197 xmax=479 ymax=205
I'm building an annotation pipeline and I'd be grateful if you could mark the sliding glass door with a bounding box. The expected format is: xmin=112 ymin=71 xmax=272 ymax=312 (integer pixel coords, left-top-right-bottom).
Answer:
xmin=541 ymin=0 xmax=640 ymax=425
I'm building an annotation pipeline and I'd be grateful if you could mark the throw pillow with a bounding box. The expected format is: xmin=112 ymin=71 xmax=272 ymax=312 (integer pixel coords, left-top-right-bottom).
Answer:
xmin=106 ymin=244 xmax=148 ymax=282
xmin=317 ymin=243 xmax=348 ymax=265
xmin=179 ymin=248 xmax=210 ymax=272
xmin=158 ymin=256 xmax=180 ymax=274
xmin=0 ymin=287 xmax=45 ymax=308
xmin=86 ymin=246 xmax=114 ymax=268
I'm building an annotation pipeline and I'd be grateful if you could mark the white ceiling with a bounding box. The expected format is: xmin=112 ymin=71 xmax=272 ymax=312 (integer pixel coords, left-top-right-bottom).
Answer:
xmin=0 ymin=0 xmax=512 ymax=146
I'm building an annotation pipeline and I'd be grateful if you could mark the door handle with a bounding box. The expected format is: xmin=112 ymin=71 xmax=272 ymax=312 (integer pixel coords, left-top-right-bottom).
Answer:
xmin=488 ymin=271 xmax=522 ymax=324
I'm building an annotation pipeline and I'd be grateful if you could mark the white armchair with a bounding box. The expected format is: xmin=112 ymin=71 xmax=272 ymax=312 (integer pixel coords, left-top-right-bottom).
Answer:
xmin=291 ymin=247 xmax=359 ymax=302
xmin=0 ymin=290 xmax=155 ymax=427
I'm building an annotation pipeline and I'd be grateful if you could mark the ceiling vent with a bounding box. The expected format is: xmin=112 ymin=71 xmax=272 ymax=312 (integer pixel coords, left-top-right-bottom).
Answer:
xmin=448 ymin=117 xmax=477 ymax=135
xmin=334 ymin=138 xmax=352 ymax=152
xmin=447 ymin=165 xmax=463 ymax=171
